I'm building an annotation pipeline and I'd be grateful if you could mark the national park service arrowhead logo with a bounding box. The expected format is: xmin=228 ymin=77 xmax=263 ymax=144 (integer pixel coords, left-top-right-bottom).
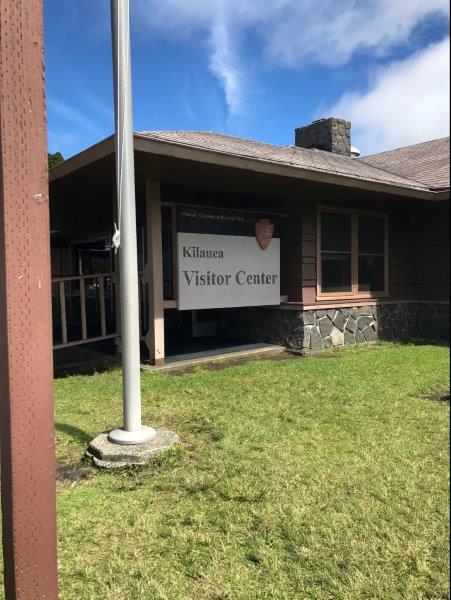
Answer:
xmin=255 ymin=218 xmax=274 ymax=250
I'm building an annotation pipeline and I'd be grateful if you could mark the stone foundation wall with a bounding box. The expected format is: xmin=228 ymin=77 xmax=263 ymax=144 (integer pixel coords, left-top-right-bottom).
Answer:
xmin=219 ymin=303 xmax=449 ymax=353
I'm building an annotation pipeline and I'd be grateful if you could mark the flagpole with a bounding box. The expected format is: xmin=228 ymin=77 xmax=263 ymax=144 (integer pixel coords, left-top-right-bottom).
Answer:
xmin=108 ymin=0 xmax=155 ymax=445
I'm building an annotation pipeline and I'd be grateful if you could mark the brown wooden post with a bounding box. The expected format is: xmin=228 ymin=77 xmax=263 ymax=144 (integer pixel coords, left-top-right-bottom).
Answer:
xmin=0 ymin=1 xmax=58 ymax=598
xmin=144 ymin=178 xmax=165 ymax=365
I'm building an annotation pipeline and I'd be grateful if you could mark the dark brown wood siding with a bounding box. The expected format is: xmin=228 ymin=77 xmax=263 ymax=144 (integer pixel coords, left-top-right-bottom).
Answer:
xmin=411 ymin=202 xmax=449 ymax=301
xmin=279 ymin=204 xmax=302 ymax=301
xmin=387 ymin=209 xmax=414 ymax=299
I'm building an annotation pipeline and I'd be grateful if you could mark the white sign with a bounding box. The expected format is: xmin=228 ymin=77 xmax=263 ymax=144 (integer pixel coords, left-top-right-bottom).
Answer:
xmin=177 ymin=208 xmax=280 ymax=310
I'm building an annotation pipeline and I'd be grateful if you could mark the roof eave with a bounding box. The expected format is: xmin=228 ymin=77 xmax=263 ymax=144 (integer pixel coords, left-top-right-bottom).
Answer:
xmin=133 ymin=134 xmax=440 ymax=200
xmin=49 ymin=135 xmax=114 ymax=182
xmin=50 ymin=133 xmax=444 ymax=201
xmin=430 ymin=188 xmax=450 ymax=200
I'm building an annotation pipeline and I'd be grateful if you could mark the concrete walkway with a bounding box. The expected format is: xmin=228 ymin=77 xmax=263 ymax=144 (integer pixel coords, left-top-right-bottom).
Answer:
xmin=141 ymin=343 xmax=285 ymax=372
xmin=54 ymin=340 xmax=285 ymax=375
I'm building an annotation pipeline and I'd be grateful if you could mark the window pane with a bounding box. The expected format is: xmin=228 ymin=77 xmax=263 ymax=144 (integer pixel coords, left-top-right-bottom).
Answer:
xmin=321 ymin=253 xmax=352 ymax=293
xmin=358 ymin=217 xmax=385 ymax=254
xmin=358 ymin=256 xmax=385 ymax=292
xmin=321 ymin=213 xmax=351 ymax=252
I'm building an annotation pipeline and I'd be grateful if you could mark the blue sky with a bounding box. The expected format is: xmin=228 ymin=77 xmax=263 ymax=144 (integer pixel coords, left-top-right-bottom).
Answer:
xmin=45 ymin=0 xmax=450 ymax=159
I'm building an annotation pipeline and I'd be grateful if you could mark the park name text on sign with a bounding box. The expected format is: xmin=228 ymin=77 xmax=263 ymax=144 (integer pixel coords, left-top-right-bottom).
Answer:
xmin=177 ymin=207 xmax=280 ymax=310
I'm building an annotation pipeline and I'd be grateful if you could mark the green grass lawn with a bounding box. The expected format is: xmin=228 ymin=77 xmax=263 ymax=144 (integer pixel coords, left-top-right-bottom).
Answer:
xmin=1 ymin=343 xmax=450 ymax=599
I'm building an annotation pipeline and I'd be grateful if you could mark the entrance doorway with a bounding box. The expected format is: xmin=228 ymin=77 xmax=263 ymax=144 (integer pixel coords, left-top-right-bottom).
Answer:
xmin=163 ymin=308 xmax=251 ymax=360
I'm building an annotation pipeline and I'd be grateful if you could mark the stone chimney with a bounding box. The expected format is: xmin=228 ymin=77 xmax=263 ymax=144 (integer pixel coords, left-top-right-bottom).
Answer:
xmin=295 ymin=117 xmax=351 ymax=156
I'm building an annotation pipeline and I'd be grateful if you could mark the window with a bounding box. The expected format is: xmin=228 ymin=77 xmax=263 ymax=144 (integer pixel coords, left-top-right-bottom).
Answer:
xmin=320 ymin=213 xmax=352 ymax=293
xmin=318 ymin=208 xmax=388 ymax=297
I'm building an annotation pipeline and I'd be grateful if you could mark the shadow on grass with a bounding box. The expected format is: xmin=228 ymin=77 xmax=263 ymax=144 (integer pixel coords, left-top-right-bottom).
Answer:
xmin=54 ymin=359 xmax=121 ymax=379
xmin=56 ymin=422 xmax=92 ymax=445
xmin=378 ymin=336 xmax=450 ymax=348
xmin=56 ymin=464 xmax=91 ymax=489
xmin=425 ymin=392 xmax=450 ymax=403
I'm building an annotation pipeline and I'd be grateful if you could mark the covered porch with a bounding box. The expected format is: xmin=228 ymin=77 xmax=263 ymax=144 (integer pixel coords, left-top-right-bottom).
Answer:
xmin=50 ymin=135 xmax=300 ymax=366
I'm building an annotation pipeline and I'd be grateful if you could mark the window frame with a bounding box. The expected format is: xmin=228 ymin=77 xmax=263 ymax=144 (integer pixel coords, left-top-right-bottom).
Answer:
xmin=316 ymin=205 xmax=389 ymax=300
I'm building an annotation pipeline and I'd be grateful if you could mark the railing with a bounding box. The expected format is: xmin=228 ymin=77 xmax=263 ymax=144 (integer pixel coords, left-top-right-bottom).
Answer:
xmin=52 ymin=273 xmax=118 ymax=349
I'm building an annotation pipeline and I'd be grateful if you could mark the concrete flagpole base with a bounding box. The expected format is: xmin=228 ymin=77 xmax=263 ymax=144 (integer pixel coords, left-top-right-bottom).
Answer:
xmin=108 ymin=425 xmax=157 ymax=445
xmin=86 ymin=428 xmax=180 ymax=469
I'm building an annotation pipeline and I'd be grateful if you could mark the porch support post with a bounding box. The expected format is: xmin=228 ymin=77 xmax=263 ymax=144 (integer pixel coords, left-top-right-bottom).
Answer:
xmin=144 ymin=177 xmax=165 ymax=365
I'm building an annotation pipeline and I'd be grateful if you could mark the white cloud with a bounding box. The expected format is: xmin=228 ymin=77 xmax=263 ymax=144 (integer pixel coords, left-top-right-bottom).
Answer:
xmin=135 ymin=0 xmax=449 ymax=115
xmin=263 ymin=0 xmax=449 ymax=67
xmin=327 ymin=36 xmax=450 ymax=155
xmin=209 ymin=9 xmax=245 ymax=115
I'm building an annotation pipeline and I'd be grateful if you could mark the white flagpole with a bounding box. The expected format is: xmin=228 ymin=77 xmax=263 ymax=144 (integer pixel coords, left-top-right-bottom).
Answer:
xmin=108 ymin=0 xmax=155 ymax=445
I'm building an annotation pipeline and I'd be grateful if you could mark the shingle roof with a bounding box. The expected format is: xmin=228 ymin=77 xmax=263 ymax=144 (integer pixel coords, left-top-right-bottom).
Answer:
xmin=359 ymin=137 xmax=450 ymax=191
xmin=136 ymin=130 xmax=448 ymax=193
